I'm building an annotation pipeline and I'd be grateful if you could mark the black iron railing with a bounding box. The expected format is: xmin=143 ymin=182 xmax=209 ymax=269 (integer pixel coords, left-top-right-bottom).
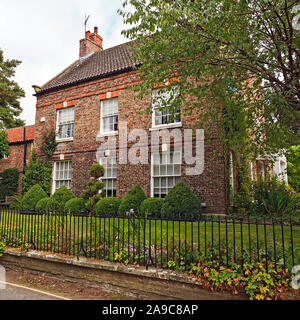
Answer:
xmin=0 ymin=207 xmax=299 ymax=271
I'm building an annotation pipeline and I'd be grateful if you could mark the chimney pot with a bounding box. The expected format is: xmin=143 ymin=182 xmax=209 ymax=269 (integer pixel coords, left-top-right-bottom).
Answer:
xmin=80 ymin=27 xmax=103 ymax=58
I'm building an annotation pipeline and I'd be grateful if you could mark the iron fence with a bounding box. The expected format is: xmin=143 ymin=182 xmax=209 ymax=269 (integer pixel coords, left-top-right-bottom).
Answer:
xmin=0 ymin=206 xmax=299 ymax=272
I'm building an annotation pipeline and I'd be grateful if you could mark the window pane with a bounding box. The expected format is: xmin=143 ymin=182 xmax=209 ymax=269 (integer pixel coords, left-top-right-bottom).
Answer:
xmin=151 ymin=151 xmax=181 ymax=198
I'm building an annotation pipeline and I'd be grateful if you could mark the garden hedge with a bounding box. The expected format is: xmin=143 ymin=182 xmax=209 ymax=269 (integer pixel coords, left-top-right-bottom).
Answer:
xmin=64 ymin=197 xmax=86 ymax=214
xmin=20 ymin=184 xmax=48 ymax=210
xmin=36 ymin=197 xmax=51 ymax=211
xmin=118 ymin=184 xmax=147 ymax=215
xmin=140 ymin=198 xmax=164 ymax=217
xmin=95 ymin=197 xmax=122 ymax=216
xmin=161 ymin=181 xmax=201 ymax=217
xmin=46 ymin=186 xmax=75 ymax=212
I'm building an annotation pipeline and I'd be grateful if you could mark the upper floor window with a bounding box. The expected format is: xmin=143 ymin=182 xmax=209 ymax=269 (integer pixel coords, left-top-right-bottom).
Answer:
xmin=56 ymin=107 xmax=74 ymax=140
xmin=100 ymin=98 xmax=118 ymax=135
xmin=152 ymin=87 xmax=181 ymax=128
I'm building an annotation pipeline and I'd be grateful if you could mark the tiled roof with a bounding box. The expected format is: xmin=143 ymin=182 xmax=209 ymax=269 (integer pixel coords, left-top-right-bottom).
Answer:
xmin=6 ymin=125 xmax=35 ymax=143
xmin=38 ymin=40 xmax=139 ymax=95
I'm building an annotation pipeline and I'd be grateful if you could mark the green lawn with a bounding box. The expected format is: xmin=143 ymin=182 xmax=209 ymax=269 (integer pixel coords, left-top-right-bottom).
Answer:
xmin=0 ymin=211 xmax=299 ymax=268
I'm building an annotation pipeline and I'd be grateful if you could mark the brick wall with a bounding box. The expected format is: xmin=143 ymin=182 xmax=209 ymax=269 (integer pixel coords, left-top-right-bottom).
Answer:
xmin=0 ymin=142 xmax=33 ymax=193
xmin=34 ymin=71 xmax=228 ymax=213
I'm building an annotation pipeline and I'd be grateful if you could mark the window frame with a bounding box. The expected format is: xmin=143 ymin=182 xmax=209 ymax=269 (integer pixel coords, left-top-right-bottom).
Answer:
xmin=151 ymin=87 xmax=181 ymax=129
xmin=56 ymin=107 xmax=75 ymax=141
xmin=99 ymin=155 xmax=117 ymax=197
xmin=52 ymin=160 xmax=72 ymax=194
xmin=151 ymin=150 xmax=181 ymax=198
xmin=100 ymin=97 xmax=119 ymax=136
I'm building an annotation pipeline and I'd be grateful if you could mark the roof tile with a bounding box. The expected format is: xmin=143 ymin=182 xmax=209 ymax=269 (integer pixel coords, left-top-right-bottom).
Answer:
xmin=6 ymin=125 xmax=35 ymax=143
xmin=38 ymin=41 xmax=139 ymax=95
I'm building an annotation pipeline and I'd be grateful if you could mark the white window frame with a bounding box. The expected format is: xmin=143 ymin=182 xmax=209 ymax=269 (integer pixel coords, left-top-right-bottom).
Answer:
xmin=100 ymin=97 xmax=118 ymax=136
xmin=52 ymin=160 xmax=72 ymax=194
xmin=151 ymin=150 xmax=181 ymax=198
xmin=100 ymin=155 xmax=117 ymax=197
xmin=56 ymin=107 xmax=75 ymax=141
xmin=151 ymin=87 xmax=181 ymax=129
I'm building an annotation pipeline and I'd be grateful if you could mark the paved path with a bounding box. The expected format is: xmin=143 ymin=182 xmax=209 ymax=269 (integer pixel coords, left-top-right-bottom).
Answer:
xmin=0 ymin=280 xmax=70 ymax=300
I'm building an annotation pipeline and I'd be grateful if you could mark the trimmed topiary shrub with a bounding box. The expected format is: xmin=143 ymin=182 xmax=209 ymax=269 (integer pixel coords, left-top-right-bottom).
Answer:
xmin=161 ymin=181 xmax=201 ymax=218
xmin=36 ymin=197 xmax=50 ymax=211
xmin=81 ymin=163 xmax=105 ymax=213
xmin=118 ymin=184 xmax=147 ymax=215
xmin=140 ymin=198 xmax=164 ymax=217
xmin=95 ymin=197 xmax=122 ymax=216
xmin=64 ymin=198 xmax=86 ymax=214
xmin=46 ymin=186 xmax=75 ymax=212
xmin=20 ymin=184 xmax=48 ymax=210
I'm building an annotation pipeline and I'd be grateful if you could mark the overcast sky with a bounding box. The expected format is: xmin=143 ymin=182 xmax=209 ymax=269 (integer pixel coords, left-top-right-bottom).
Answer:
xmin=0 ymin=0 xmax=129 ymax=126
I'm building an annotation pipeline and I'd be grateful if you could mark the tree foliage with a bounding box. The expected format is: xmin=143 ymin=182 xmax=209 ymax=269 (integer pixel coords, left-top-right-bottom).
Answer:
xmin=22 ymin=151 xmax=52 ymax=195
xmin=119 ymin=0 xmax=300 ymax=196
xmin=286 ymin=145 xmax=300 ymax=191
xmin=0 ymin=130 xmax=9 ymax=159
xmin=0 ymin=168 xmax=19 ymax=199
xmin=0 ymin=49 xmax=25 ymax=129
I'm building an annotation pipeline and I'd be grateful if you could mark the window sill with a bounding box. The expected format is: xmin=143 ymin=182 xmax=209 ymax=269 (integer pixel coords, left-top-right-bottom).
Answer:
xmin=56 ymin=137 xmax=74 ymax=143
xmin=97 ymin=131 xmax=118 ymax=138
xmin=149 ymin=123 xmax=182 ymax=131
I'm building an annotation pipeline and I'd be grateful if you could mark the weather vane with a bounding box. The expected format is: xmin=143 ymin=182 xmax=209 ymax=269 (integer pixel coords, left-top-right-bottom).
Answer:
xmin=84 ymin=14 xmax=90 ymax=33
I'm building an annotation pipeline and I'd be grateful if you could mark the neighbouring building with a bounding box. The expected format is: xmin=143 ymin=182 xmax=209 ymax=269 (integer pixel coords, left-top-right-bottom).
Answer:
xmin=0 ymin=125 xmax=35 ymax=192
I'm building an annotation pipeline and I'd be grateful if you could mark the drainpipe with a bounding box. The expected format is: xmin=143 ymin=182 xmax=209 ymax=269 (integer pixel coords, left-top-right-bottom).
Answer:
xmin=23 ymin=127 xmax=27 ymax=174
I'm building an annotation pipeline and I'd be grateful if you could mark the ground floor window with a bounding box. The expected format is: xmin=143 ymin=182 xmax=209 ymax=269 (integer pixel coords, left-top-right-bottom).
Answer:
xmin=151 ymin=151 xmax=181 ymax=198
xmin=100 ymin=156 xmax=117 ymax=197
xmin=53 ymin=160 xmax=72 ymax=192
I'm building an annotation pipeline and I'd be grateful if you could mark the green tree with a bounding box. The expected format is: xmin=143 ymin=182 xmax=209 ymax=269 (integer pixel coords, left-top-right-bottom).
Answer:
xmin=287 ymin=145 xmax=300 ymax=191
xmin=0 ymin=130 xmax=9 ymax=159
xmin=22 ymin=151 xmax=52 ymax=195
xmin=0 ymin=49 xmax=25 ymax=128
xmin=0 ymin=168 xmax=19 ymax=199
xmin=119 ymin=0 xmax=300 ymax=196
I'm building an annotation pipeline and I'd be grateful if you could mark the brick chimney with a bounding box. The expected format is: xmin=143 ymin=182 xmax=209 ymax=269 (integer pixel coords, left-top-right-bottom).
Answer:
xmin=79 ymin=26 xmax=103 ymax=58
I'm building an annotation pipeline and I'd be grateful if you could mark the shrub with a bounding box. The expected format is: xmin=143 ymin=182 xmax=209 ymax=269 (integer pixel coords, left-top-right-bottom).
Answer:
xmin=65 ymin=198 xmax=86 ymax=214
xmin=161 ymin=181 xmax=201 ymax=218
xmin=95 ymin=197 xmax=122 ymax=216
xmin=36 ymin=197 xmax=51 ymax=211
xmin=81 ymin=163 xmax=105 ymax=212
xmin=0 ymin=168 xmax=19 ymax=199
xmin=20 ymin=184 xmax=48 ymax=210
xmin=118 ymin=184 xmax=147 ymax=215
xmin=250 ymin=176 xmax=300 ymax=217
xmin=9 ymin=194 xmax=23 ymax=209
xmin=46 ymin=186 xmax=75 ymax=212
xmin=140 ymin=198 xmax=164 ymax=217
xmin=22 ymin=151 xmax=52 ymax=195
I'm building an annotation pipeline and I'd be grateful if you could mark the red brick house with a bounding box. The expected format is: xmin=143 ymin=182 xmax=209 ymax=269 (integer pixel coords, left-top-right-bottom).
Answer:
xmin=33 ymin=28 xmax=229 ymax=213
xmin=0 ymin=125 xmax=35 ymax=191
